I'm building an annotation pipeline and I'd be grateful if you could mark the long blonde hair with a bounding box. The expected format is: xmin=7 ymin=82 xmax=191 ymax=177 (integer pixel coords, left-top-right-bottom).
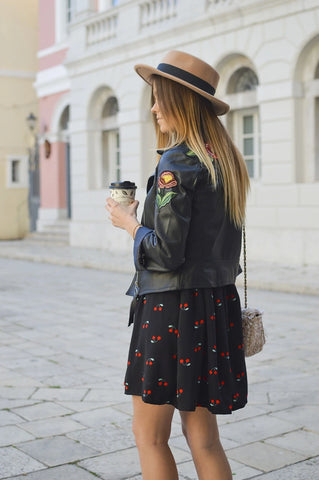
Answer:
xmin=151 ymin=75 xmax=250 ymax=229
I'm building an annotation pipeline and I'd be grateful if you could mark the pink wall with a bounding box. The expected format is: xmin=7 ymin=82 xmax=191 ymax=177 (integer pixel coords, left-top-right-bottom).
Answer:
xmin=37 ymin=1 xmax=71 ymax=213
xmin=40 ymin=142 xmax=67 ymax=209
xmin=39 ymin=91 xmax=69 ymax=135
xmin=39 ymin=92 xmax=69 ymax=209
xmin=39 ymin=0 xmax=55 ymax=50
xmin=39 ymin=48 xmax=68 ymax=71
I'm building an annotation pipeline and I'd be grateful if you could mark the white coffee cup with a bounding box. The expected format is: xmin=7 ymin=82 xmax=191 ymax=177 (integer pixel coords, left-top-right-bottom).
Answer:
xmin=109 ymin=181 xmax=137 ymax=206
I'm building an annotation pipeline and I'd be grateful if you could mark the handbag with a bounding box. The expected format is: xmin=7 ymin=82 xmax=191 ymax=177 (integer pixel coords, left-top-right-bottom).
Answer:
xmin=241 ymin=225 xmax=265 ymax=357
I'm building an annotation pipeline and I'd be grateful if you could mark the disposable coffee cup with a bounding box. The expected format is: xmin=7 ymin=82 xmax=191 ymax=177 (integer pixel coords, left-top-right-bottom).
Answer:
xmin=109 ymin=181 xmax=137 ymax=206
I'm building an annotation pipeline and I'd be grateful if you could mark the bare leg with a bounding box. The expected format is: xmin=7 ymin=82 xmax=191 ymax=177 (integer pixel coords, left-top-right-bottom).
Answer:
xmin=132 ymin=396 xmax=178 ymax=480
xmin=180 ymin=407 xmax=232 ymax=480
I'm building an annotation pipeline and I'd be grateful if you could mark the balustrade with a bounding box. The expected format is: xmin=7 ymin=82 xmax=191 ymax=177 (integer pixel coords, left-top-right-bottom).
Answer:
xmin=140 ymin=0 xmax=177 ymax=28
xmin=83 ymin=0 xmax=239 ymax=48
xmin=86 ymin=13 xmax=118 ymax=46
xmin=207 ymin=0 xmax=235 ymax=6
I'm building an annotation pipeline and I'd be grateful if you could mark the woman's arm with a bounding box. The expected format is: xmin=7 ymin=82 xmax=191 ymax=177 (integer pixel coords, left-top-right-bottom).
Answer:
xmin=105 ymin=199 xmax=141 ymax=238
xmin=133 ymin=150 xmax=202 ymax=272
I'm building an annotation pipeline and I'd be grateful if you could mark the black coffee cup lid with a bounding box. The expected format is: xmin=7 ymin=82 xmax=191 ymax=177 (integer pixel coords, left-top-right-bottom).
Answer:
xmin=109 ymin=181 xmax=137 ymax=189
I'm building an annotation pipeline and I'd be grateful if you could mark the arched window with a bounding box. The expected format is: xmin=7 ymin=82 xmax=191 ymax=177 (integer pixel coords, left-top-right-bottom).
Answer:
xmin=87 ymin=88 xmax=120 ymax=190
xmin=227 ymin=67 xmax=259 ymax=94
xmin=294 ymin=36 xmax=319 ymax=182
xmin=101 ymin=96 xmax=120 ymax=184
xmin=226 ymin=67 xmax=260 ymax=179
xmin=59 ymin=105 xmax=70 ymax=138
xmin=58 ymin=106 xmax=71 ymax=218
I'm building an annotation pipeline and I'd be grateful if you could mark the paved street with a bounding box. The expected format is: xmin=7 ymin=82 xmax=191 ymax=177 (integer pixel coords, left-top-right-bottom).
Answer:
xmin=0 ymin=239 xmax=319 ymax=295
xmin=0 ymin=256 xmax=319 ymax=479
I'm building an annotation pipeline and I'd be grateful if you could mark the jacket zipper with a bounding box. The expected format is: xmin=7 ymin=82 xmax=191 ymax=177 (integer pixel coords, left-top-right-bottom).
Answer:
xmin=134 ymin=271 xmax=140 ymax=297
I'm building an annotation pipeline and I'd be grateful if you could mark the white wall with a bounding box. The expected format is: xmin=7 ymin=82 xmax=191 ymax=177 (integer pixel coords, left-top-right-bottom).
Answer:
xmin=54 ymin=0 xmax=319 ymax=265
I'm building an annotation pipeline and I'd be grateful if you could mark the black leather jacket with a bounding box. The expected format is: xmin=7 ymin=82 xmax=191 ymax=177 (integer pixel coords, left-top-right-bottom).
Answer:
xmin=127 ymin=143 xmax=242 ymax=297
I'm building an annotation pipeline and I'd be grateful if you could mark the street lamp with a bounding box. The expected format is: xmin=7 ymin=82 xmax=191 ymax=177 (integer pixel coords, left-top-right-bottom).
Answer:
xmin=25 ymin=112 xmax=39 ymax=232
xmin=26 ymin=112 xmax=37 ymax=132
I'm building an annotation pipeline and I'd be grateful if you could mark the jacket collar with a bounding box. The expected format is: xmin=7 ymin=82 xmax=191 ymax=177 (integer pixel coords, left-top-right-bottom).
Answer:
xmin=157 ymin=142 xmax=189 ymax=156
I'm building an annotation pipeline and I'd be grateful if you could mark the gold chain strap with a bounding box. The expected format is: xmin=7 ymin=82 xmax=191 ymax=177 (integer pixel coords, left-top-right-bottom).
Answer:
xmin=243 ymin=224 xmax=247 ymax=309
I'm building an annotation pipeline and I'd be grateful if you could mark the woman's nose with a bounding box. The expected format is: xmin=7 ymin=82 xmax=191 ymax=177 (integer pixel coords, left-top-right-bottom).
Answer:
xmin=151 ymin=102 xmax=157 ymax=113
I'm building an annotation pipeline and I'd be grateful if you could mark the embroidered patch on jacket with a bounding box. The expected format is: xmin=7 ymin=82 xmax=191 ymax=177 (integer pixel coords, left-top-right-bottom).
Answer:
xmin=156 ymin=171 xmax=178 ymax=209
xmin=158 ymin=171 xmax=177 ymax=189
xmin=205 ymin=143 xmax=218 ymax=159
xmin=186 ymin=150 xmax=196 ymax=157
xmin=186 ymin=146 xmax=217 ymax=159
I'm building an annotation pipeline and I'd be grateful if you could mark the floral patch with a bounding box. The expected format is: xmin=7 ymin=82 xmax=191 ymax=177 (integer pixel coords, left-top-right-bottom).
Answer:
xmin=156 ymin=171 xmax=178 ymax=209
xmin=156 ymin=191 xmax=178 ymax=209
xmin=205 ymin=143 xmax=218 ymax=159
xmin=186 ymin=145 xmax=217 ymax=159
xmin=186 ymin=150 xmax=196 ymax=157
xmin=158 ymin=171 xmax=177 ymax=189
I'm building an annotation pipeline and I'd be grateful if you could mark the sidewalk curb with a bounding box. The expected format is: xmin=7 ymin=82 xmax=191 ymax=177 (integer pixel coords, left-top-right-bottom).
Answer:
xmin=1 ymin=243 xmax=318 ymax=296
xmin=0 ymin=250 xmax=131 ymax=273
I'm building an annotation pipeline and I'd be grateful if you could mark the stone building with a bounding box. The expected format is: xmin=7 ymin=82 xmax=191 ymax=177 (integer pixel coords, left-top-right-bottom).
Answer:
xmin=36 ymin=0 xmax=319 ymax=265
xmin=0 ymin=0 xmax=38 ymax=239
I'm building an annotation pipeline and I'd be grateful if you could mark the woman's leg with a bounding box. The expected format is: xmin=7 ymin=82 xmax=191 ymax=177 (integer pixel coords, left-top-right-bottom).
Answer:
xmin=132 ymin=395 xmax=178 ymax=480
xmin=180 ymin=407 xmax=232 ymax=480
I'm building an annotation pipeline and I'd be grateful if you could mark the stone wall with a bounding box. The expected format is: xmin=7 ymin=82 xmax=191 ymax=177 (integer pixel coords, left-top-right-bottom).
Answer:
xmin=37 ymin=0 xmax=319 ymax=264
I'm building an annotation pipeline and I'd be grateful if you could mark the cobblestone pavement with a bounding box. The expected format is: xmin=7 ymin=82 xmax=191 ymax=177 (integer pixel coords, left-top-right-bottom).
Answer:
xmin=0 ymin=239 xmax=319 ymax=296
xmin=0 ymin=256 xmax=318 ymax=479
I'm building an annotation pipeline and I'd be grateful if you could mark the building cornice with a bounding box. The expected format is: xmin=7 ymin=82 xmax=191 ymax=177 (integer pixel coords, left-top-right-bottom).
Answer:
xmin=34 ymin=65 xmax=70 ymax=97
xmin=38 ymin=42 xmax=69 ymax=58
xmin=0 ymin=69 xmax=36 ymax=79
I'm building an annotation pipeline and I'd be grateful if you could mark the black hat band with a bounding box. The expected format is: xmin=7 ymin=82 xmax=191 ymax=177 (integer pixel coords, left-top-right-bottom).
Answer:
xmin=157 ymin=63 xmax=216 ymax=96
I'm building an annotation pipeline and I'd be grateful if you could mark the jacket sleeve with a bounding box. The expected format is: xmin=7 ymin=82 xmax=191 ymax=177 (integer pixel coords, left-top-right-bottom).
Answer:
xmin=133 ymin=148 xmax=202 ymax=272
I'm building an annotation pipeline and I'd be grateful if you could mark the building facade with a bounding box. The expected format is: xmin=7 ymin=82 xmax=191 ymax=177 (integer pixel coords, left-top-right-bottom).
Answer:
xmin=36 ymin=0 xmax=319 ymax=265
xmin=0 ymin=0 xmax=38 ymax=239
xmin=35 ymin=0 xmax=71 ymax=233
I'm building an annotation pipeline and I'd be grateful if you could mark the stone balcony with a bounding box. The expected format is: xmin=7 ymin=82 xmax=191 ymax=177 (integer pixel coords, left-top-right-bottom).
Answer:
xmin=66 ymin=0 xmax=268 ymax=62
xmin=83 ymin=0 xmax=180 ymax=50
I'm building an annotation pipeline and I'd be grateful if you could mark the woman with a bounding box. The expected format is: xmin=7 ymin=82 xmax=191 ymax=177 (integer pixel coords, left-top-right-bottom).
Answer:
xmin=106 ymin=50 xmax=250 ymax=480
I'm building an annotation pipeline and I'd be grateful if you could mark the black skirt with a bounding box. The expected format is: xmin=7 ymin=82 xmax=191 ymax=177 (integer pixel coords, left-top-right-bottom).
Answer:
xmin=124 ymin=285 xmax=247 ymax=414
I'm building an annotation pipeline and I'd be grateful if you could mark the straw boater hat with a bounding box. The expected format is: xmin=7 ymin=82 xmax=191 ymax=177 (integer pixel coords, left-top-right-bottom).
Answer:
xmin=134 ymin=50 xmax=229 ymax=116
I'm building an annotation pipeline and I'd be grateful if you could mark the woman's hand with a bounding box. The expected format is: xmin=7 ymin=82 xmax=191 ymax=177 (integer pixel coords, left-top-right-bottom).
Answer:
xmin=105 ymin=197 xmax=140 ymax=237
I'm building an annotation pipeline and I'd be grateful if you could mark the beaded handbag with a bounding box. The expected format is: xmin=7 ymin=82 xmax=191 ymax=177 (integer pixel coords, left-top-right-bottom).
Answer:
xmin=241 ymin=226 xmax=265 ymax=357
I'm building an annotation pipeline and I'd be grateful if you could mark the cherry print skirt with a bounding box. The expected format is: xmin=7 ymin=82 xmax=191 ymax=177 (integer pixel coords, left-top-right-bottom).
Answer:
xmin=124 ymin=285 xmax=248 ymax=414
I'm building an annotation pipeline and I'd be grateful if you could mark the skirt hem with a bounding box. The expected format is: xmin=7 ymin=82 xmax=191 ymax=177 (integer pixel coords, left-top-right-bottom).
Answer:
xmin=124 ymin=390 xmax=247 ymax=415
